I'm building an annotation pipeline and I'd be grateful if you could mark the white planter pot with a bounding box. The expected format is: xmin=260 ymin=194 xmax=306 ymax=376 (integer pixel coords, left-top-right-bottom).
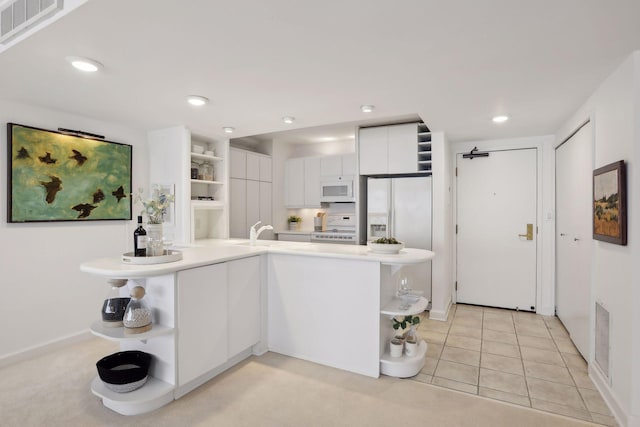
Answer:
xmin=389 ymin=338 xmax=404 ymax=358
xmin=405 ymin=339 xmax=418 ymax=357
xmin=288 ymin=222 xmax=299 ymax=231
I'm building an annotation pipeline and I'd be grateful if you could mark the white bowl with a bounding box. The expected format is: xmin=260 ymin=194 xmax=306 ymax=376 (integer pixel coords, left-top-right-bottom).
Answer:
xmin=204 ymin=150 xmax=215 ymax=157
xmin=192 ymin=144 xmax=204 ymax=154
xmin=367 ymin=241 xmax=404 ymax=254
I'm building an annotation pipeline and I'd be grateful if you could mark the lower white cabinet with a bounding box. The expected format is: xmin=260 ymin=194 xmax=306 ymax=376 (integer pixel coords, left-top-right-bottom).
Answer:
xmin=228 ymin=256 xmax=261 ymax=356
xmin=177 ymin=263 xmax=228 ymax=387
xmin=176 ymin=256 xmax=261 ymax=388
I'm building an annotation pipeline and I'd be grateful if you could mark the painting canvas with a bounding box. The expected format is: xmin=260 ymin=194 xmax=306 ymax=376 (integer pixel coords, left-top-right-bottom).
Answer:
xmin=7 ymin=123 xmax=132 ymax=222
xmin=593 ymin=160 xmax=627 ymax=245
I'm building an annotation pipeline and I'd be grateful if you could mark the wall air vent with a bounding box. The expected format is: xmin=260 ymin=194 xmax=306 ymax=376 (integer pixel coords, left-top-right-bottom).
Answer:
xmin=0 ymin=0 xmax=63 ymax=44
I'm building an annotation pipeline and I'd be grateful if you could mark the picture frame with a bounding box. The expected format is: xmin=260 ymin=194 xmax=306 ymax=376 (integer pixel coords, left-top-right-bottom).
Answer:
xmin=593 ymin=160 xmax=627 ymax=245
xmin=7 ymin=123 xmax=132 ymax=222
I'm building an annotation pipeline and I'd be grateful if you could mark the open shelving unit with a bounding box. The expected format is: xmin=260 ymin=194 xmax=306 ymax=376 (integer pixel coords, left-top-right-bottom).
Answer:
xmin=417 ymin=123 xmax=432 ymax=175
xmin=380 ymin=296 xmax=429 ymax=378
xmin=89 ymin=276 xmax=177 ymax=415
xmin=149 ymin=125 xmax=229 ymax=245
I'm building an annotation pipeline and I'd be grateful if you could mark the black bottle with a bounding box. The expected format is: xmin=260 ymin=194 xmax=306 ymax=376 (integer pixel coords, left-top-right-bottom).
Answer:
xmin=134 ymin=216 xmax=147 ymax=256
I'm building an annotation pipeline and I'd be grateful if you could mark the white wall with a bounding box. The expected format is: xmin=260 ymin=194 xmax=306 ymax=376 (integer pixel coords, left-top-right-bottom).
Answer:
xmin=448 ymin=136 xmax=555 ymax=315
xmin=554 ymin=51 xmax=639 ymax=427
xmin=0 ymin=101 xmax=148 ymax=364
xmin=429 ymin=132 xmax=453 ymax=320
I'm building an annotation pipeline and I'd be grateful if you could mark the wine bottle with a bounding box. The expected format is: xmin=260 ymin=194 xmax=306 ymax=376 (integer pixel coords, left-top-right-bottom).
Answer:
xmin=134 ymin=216 xmax=147 ymax=256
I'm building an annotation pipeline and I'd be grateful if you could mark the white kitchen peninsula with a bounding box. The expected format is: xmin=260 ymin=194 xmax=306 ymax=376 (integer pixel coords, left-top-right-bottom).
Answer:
xmin=81 ymin=240 xmax=434 ymax=415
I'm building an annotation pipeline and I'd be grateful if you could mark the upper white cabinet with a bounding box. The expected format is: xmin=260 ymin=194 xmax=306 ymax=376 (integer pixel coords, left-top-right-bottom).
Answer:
xmin=359 ymin=123 xmax=429 ymax=175
xmin=148 ymin=126 xmax=228 ymax=244
xmin=229 ymin=148 xmax=273 ymax=238
xmin=320 ymin=153 xmax=356 ymax=177
xmin=285 ymin=156 xmax=321 ymax=208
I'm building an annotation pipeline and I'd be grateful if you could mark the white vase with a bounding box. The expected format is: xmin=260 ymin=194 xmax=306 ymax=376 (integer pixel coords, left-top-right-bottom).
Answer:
xmin=147 ymin=223 xmax=164 ymax=256
xmin=405 ymin=339 xmax=418 ymax=357
xmin=288 ymin=222 xmax=299 ymax=231
xmin=389 ymin=338 xmax=404 ymax=358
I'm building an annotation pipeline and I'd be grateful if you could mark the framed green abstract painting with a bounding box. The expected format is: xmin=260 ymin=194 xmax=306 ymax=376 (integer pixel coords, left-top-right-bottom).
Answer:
xmin=7 ymin=123 xmax=132 ymax=222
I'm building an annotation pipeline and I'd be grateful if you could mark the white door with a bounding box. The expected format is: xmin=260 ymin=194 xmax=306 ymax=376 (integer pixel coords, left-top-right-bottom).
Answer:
xmin=556 ymin=123 xmax=592 ymax=358
xmin=457 ymin=148 xmax=537 ymax=310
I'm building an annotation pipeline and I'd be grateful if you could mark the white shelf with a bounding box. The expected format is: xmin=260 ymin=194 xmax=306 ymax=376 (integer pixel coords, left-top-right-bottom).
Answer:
xmin=190 ymin=152 xmax=223 ymax=162
xmin=380 ymin=340 xmax=427 ymax=378
xmin=191 ymin=200 xmax=224 ymax=209
xmin=90 ymin=321 xmax=173 ymax=342
xmin=91 ymin=375 xmax=174 ymax=416
xmin=380 ymin=296 xmax=429 ymax=317
xmin=190 ymin=179 xmax=223 ymax=185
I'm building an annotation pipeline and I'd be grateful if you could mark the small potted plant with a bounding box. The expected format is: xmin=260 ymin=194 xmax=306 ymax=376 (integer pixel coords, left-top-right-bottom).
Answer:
xmin=287 ymin=215 xmax=302 ymax=231
xmin=392 ymin=315 xmax=420 ymax=356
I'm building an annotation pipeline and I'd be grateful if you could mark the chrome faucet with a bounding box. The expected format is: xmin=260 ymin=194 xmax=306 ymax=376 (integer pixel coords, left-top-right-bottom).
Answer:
xmin=249 ymin=221 xmax=273 ymax=245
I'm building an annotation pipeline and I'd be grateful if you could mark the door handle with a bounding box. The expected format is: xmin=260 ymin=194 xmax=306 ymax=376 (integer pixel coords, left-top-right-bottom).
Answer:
xmin=518 ymin=224 xmax=534 ymax=240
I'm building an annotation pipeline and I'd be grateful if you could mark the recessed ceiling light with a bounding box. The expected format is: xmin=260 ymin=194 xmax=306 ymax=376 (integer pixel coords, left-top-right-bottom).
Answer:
xmin=222 ymin=127 xmax=235 ymax=134
xmin=360 ymin=105 xmax=375 ymax=113
xmin=492 ymin=115 xmax=509 ymax=123
xmin=282 ymin=116 xmax=295 ymax=124
xmin=187 ymin=95 xmax=209 ymax=106
xmin=66 ymin=56 xmax=102 ymax=72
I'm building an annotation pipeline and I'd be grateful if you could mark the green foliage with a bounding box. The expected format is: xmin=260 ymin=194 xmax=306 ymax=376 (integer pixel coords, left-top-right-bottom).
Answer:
xmin=373 ymin=237 xmax=400 ymax=244
xmin=392 ymin=315 xmax=420 ymax=330
xmin=287 ymin=215 xmax=302 ymax=223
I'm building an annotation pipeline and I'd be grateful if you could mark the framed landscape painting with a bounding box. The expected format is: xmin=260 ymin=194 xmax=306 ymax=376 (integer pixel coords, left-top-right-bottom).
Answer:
xmin=593 ymin=160 xmax=627 ymax=245
xmin=7 ymin=123 xmax=132 ymax=222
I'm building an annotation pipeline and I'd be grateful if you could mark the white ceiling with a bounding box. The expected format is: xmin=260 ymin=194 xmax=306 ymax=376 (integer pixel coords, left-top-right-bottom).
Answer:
xmin=1 ymin=0 xmax=639 ymax=143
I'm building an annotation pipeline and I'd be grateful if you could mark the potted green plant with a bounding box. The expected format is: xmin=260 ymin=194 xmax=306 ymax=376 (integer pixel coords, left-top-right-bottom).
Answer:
xmin=287 ymin=215 xmax=302 ymax=231
xmin=392 ymin=315 xmax=420 ymax=356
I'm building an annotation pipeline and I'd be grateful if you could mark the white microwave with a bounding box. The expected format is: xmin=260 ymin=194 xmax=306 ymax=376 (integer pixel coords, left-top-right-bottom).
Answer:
xmin=320 ymin=176 xmax=355 ymax=202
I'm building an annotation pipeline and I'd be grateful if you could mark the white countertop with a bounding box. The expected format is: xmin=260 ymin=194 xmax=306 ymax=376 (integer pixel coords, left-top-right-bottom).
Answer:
xmin=274 ymin=229 xmax=314 ymax=235
xmin=80 ymin=239 xmax=435 ymax=278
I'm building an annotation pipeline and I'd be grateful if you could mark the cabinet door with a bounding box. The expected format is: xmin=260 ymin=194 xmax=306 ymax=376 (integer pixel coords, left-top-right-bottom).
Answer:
xmin=359 ymin=127 xmax=388 ymax=175
xmin=229 ymin=148 xmax=246 ymax=179
xmin=246 ymin=180 xmax=260 ymax=230
xmin=285 ymin=158 xmax=305 ymax=207
xmin=229 ymin=178 xmax=247 ymax=238
xmin=320 ymin=155 xmax=342 ymax=176
xmin=341 ymin=153 xmax=357 ymax=176
xmin=228 ymin=256 xmax=261 ymax=356
xmin=304 ymin=157 xmax=321 ymax=207
xmin=387 ymin=123 xmax=417 ymax=174
xmin=177 ymin=264 xmax=228 ymax=386
xmin=259 ymin=156 xmax=272 ymax=182
xmin=259 ymin=181 xmax=274 ymax=239
xmin=246 ymin=152 xmax=261 ymax=181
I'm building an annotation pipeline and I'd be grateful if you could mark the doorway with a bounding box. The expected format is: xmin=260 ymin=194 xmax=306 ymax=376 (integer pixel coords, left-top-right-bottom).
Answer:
xmin=456 ymin=148 xmax=538 ymax=310
xmin=555 ymin=121 xmax=592 ymax=358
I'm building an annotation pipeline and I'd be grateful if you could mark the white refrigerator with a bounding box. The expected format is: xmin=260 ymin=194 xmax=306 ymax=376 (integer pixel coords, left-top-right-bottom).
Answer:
xmin=367 ymin=176 xmax=432 ymax=299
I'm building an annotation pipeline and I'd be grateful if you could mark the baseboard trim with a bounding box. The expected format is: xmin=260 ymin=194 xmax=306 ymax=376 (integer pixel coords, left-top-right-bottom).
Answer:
xmin=429 ymin=299 xmax=452 ymax=322
xmin=590 ymin=364 xmax=627 ymax=427
xmin=0 ymin=329 xmax=92 ymax=369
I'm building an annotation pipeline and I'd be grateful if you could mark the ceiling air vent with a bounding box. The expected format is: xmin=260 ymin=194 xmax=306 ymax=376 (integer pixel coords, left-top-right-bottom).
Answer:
xmin=0 ymin=0 xmax=63 ymax=44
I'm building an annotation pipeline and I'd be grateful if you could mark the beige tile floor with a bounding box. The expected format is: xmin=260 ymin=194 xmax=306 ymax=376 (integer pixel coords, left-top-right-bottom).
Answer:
xmin=410 ymin=304 xmax=617 ymax=427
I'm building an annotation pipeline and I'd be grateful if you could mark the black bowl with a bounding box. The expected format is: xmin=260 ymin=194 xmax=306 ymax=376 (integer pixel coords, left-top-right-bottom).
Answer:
xmin=96 ymin=351 xmax=152 ymax=392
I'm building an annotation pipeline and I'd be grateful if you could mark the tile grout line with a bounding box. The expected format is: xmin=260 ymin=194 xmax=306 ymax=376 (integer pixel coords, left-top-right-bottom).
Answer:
xmin=513 ymin=310 xmax=533 ymax=408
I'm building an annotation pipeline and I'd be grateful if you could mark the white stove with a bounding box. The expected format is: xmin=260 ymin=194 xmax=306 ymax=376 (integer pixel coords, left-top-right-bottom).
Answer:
xmin=310 ymin=213 xmax=357 ymax=245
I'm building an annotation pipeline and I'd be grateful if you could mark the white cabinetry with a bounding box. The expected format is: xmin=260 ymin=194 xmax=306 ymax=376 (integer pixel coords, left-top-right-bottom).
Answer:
xmin=229 ymin=148 xmax=273 ymax=239
xmin=285 ymin=156 xmax=321 ymax=208
xmin=228 ymin=256 xmax=261 ymax=356
xmin=176 ymin=256 xmax=261 ymax=391
xmin=320 ymin=153 xmax=356 ymax=177
xmin=359 ymin=123 xmax=430 ymax=175
xmin=148 ymin=126 xmax=228 ymax=244
xmin=177 ymin=264 xmax=228 ymax=387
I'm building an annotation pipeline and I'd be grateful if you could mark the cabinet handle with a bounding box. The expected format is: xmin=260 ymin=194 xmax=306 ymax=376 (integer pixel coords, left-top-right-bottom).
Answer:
xmin=560 ymin=233 xmax=566 ymax=236
xmin=574 ymin=237 xmax=580 ymax=242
